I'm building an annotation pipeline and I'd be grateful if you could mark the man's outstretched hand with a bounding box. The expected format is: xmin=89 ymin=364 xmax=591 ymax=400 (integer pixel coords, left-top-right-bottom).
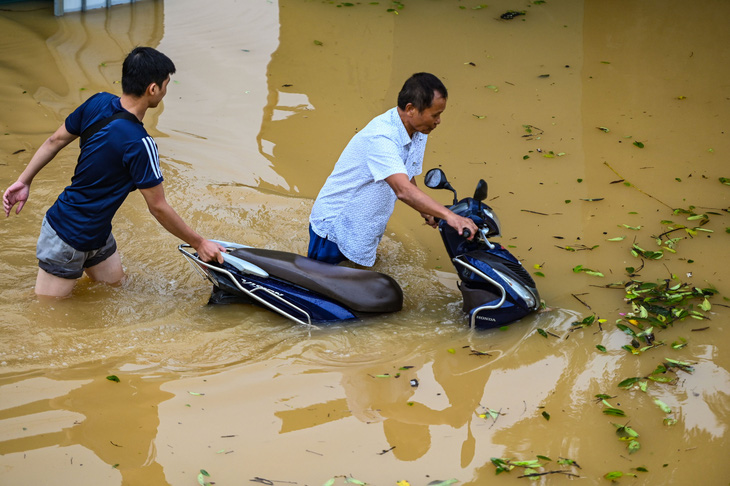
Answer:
xmin=196 ymin=239 xmax=226 ymax=264
xmin=444 ymin=213 xmax=478 ymax=240
xmin=3 ymin=181 xmax=30 ymax=217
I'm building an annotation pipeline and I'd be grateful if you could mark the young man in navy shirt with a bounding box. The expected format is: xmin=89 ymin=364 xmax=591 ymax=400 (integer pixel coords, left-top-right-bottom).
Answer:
xmin=2 ymin=47 xmax=223 ymax=297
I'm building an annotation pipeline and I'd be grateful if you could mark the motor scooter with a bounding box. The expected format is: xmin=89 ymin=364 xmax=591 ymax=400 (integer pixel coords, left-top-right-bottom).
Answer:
xmin=179 ymin=170 xmax=538 ymax=329
xmin=178 ymin=241 xmax=403 ymax=328
xmin=424 ymin=168 xmax=541 ymax=328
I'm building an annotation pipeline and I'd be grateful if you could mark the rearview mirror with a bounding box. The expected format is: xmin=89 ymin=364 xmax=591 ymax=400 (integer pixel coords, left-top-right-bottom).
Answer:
xmin=424 ymin=168 xmax=458 ymax=205
xmin=473 ymin=179 xmax=488 ymax=201
xmin=424 ymin=168 xmax=448 ymax=189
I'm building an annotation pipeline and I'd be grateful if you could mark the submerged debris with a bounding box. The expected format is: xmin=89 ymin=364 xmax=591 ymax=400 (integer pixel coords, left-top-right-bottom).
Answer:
xmin=500 ymin=10 xmax=526 ymax=20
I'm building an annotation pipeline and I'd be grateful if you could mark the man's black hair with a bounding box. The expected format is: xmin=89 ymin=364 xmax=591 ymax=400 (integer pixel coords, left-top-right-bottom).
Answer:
xmin=397 ymin=72 xmax=448 ymax=112
xmin=122 ymin=47 xmax=176 ymax=97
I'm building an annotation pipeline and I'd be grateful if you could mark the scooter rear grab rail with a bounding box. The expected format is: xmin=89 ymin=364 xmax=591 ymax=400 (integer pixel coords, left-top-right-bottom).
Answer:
xmin=178 ymin=244 xmax=319 ymax=329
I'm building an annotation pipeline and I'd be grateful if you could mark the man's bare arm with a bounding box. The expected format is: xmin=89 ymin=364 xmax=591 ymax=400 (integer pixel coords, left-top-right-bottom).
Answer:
xmin=3 ymin=124 xmax=77 ymax=216
xmin=386 ymin=172 xmax=477 ymax=236
xmin=139 ymin=184 xmax=224 ymax=263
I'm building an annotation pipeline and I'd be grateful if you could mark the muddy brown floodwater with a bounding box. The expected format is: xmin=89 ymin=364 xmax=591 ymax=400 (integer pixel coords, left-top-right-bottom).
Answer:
xmin=1 ymin=0 xmax=729 ymax=485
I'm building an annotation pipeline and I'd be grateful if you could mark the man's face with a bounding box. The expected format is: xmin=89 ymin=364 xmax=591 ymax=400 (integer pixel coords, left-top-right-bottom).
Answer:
xmin=149 ymin=75 xmax=171 ymax=108
xmin=410 ymin=91 xmax=447 ymax=135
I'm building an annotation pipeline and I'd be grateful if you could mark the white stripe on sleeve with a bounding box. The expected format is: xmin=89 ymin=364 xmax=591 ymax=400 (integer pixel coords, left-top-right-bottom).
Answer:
xmin=141 ymin=136 xmax=162 ymax=179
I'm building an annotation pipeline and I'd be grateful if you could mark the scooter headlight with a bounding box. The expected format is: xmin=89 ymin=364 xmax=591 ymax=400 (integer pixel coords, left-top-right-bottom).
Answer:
xmin=493 ymin=269 xmax=536 ymax=309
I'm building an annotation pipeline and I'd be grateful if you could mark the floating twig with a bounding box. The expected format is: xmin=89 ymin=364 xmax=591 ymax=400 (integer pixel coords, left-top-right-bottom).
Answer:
xmin=603 ymin=161 xmax=673 ymax=209
xmin=571 ymin=293 xmax=591 ymax=310
xmin=518 ymin=470 xmax=581 ymax=479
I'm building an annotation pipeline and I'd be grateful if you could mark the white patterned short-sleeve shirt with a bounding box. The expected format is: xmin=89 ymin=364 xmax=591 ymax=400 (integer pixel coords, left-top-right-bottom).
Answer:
xmin=309 ymin=107 xmax=428 ymax=266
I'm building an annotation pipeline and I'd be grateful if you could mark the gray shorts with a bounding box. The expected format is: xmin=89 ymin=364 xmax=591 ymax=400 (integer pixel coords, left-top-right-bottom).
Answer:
xmin=36 ymin=216 xmax=118 ymax=279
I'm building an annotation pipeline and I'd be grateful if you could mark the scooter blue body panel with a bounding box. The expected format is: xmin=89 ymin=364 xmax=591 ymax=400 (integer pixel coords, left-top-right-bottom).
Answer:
xmin=208 ymin=263 xmax=358 ymax=323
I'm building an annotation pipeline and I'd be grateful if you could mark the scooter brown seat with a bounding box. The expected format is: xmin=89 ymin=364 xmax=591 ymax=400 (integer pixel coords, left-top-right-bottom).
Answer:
xmin=229 ymin=248 xmax=403 ymax=313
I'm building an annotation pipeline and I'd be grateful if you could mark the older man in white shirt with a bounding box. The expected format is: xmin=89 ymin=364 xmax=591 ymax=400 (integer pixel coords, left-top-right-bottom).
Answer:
xmin=308 ymin=72 xmax=477 ymax=266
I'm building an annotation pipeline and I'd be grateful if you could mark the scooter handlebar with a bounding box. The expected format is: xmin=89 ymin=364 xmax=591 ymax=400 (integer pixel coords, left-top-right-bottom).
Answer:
xmin=431 ymin=216 xmax=473 ymax=239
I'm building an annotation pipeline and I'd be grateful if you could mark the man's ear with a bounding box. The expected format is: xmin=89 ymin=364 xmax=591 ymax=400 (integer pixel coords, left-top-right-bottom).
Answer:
xmin=404 ymin=102 xmax=417 ymax=117
xmin=146 ymin=82 xmax=160 ymax=97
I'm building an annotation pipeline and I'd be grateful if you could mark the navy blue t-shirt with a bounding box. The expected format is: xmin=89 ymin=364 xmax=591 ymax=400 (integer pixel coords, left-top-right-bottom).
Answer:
xmin=45 ymin=92 xmax=164 ymax=251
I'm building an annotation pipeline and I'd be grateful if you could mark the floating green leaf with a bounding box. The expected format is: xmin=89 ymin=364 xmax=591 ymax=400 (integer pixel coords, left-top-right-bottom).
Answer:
xmin=664 ymin=358 xmax=695 ymax=373
xmin=491 ymin=457 xmax=514 ymax=474
xmin=314 ymin=40 xmax=324 ymax=46
xmin=106 ymin=375 xmax=120 ymax=383
xmin=622 ymin=224 xmax=642 ymax=230
xmin=478 ymin=408 xmax=501 ymax=420
xmin=542 ymin=411 xmax=550 ymax=420
xmin=633 ymin=141 xmax=645 ymax=148
xmin=671 ymin=338 xmax=688 ymax=350
xmin=631 ymin=244 xmax=663 ymax=260
xmin=699 ymin=298 xmax=711 ymax=311
xmin=603 ymin=407 xmax=626 ymax=416
xmin=198 ymin=469 xmax=211 ymax=486
xmin=654 ymin=399 xmax=672 ymax=413
xmin=613 ymin=423 xmax=639 ymax=438
xmin=596 ymin=345 xmax=607 ymax=352
xmin=572 ymin=265 xmax=604 ymax=277
xmin=571 ymin=315 xmax=596 ymax=329
xmin=618 ymin=377 xmax=642 ymax=389
xmin=427 ymin=480 xmax=458 ymax=486
xmin=627 ymin=440 xmax=641 ymax=454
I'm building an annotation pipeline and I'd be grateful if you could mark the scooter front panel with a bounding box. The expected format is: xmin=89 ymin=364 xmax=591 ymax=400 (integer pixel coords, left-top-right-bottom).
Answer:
xmin=470 ymin=301 xmax=532 ymax=329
